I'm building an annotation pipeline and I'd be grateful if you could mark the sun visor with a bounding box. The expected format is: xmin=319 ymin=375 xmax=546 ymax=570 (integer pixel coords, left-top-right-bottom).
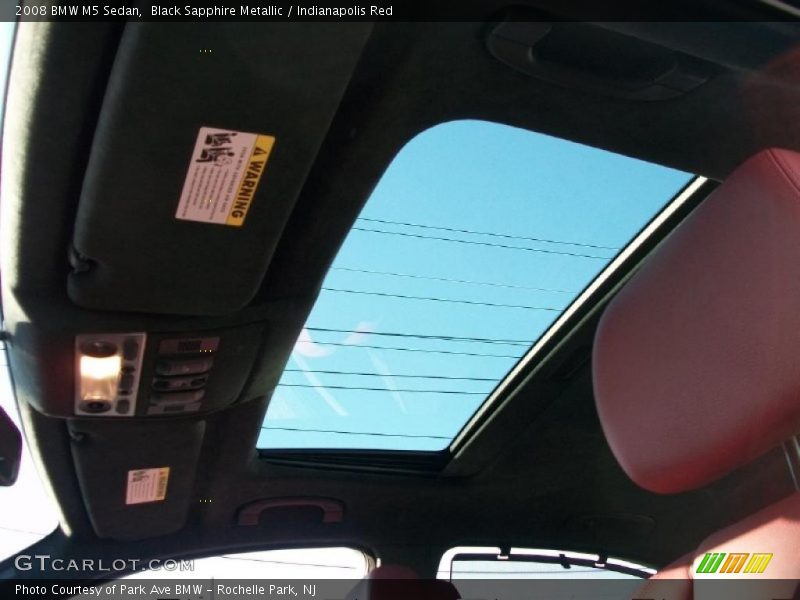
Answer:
xmin=69 ymin=418 xmax=205 ymax=540
xmin=68 ymin=22 xmax=371 ymax=315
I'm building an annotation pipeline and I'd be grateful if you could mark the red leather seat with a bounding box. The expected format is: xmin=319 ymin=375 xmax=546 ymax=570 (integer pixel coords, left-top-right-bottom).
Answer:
xmin=593 ymin=148 xmax=800 ymax=598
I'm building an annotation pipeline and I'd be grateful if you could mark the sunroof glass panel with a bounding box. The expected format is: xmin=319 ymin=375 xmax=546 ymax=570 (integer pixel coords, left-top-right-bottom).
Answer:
xmin=258 ymin=120 xmax=693 ymax=451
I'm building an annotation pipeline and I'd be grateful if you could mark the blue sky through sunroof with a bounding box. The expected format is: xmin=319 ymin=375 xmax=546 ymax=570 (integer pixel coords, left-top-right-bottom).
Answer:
xmin=258 ymin=120 xmax=692 ymax=451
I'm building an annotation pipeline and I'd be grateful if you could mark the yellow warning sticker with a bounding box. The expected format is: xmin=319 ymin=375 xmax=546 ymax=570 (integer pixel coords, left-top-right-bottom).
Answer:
xmin=226 ymin=134 xmax=275 ymax=226
xmin=175 ymin=127 xmax=276 ymax=227
xmin=125 ymin=467 xmax=170 ymax=505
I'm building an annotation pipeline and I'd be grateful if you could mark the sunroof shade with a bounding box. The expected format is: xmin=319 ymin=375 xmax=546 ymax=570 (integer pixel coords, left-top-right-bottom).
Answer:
xmin=258 ymin=120 xmax=693 ymax=451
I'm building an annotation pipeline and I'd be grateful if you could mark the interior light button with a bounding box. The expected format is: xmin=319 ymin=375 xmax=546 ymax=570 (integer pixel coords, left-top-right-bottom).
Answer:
xmin=119 ymin=373 xmax=135 ymax=391
xmin=122 ymin=338 xmax=139 ymax=360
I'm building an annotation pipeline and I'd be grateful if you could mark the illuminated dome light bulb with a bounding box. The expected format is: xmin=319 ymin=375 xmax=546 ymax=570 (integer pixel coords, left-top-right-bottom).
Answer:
xmin=79 ymin=354 xmax=122 ymax=403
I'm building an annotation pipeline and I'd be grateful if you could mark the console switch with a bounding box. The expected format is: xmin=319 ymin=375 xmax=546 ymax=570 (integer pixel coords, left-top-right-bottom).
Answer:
xmin=152 ymin=375 xmax=208 ymax=392
xmin=150 ymin=390 xmax=205 ymax=405
xmin=155 ymin=357 xmax=214 ymax=377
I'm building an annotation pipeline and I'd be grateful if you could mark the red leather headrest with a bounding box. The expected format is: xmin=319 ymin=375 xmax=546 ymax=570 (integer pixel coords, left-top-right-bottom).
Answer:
xmin=347 ymin=565 xmax=460 ymax=600
xmin=593 ymin=148 xmax=800 ymax=494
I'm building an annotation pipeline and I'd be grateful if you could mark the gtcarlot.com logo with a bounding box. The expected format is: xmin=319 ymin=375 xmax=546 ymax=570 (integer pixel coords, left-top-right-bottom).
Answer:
xmin=695 ymin=552 xmax=773 ymax=574
xmin=14 ymin=554 xmax=194 ymax=573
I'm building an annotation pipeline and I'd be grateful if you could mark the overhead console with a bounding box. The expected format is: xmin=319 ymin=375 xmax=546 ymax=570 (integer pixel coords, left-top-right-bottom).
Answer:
xmin=74 ymin=327 xmax=263 ymax=418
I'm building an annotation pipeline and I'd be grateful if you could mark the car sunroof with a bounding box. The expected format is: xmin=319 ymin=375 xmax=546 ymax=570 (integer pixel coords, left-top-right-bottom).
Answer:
xmin=258 ymin=120 xmax=693 ymax=451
